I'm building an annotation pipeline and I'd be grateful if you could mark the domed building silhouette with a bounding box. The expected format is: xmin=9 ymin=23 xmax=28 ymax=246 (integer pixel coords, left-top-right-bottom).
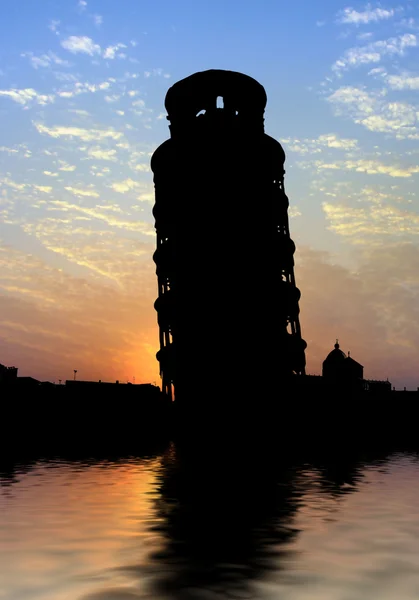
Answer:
xmin=322 ymin=340 xmax=364 ymax=387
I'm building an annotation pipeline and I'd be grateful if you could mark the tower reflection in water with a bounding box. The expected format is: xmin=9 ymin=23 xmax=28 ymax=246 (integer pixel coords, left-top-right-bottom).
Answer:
xmin=142 ymin=442 xmax=373 ymax=600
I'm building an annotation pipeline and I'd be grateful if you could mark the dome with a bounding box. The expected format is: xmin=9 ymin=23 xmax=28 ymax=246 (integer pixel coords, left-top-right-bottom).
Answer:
xmin=324 ymin=340 xmax=347 ymax=363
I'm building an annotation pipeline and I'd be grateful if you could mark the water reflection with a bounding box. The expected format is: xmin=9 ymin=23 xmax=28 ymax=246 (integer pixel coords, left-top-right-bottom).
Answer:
xmin=2 ymin=444 xmax=419 ymax=600
xmin=0 ymin=451 xmax=165 ymax=600
xmin=138 ymin=442 xmax=386 ymax=600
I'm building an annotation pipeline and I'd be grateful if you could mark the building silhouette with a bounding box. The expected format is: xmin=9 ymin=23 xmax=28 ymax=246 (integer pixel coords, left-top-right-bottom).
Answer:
xmin=322 ymin=340 xmax=364 ymax=382
xmin=151 ymin=69 xmax=306 ymax=404
xmin=0 ymin=363 xmax=18 ymax=384
xmin=321 ymin=340 xmax=393 ymax=394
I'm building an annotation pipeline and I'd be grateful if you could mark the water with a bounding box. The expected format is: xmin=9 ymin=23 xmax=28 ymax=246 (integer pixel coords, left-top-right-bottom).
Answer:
xmin=2 ymin=445 xmax=419 ymax=600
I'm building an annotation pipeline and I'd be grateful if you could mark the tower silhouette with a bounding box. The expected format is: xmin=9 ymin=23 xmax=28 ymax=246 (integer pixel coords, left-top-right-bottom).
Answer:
xmin=151 ymin=70 xmax=306 ymax=406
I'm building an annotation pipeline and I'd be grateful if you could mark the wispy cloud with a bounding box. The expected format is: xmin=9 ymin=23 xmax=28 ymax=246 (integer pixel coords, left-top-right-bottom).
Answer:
xmin=337 ymin=5 xmax=397 ymax=25
xmin=34 ymin=123 xmax=123 ymax=141
xmin=21 ymin=51 xmax=70 ymax=69
xmin=0 ymin=146 xmax=18 ymax=154
xmin=61 ymin=35 xmax=101 ymax=56
xmin=50 ymin=200 xmax=154 ymax=234
xmin=78 ymin=0 xmax=87 ymax=11
xmin=61 ymin=36 xmax=128 ymax=60
xmin=64 ymin=186 xmax=99 ymax=197
xmin=93 ymin=14 xmax=103 ymax=27
xmin=110 ymin=178 xmax=142 ymax=193
xmin=283 ymin=133 xmax=359 ymax=154
xmin=323 ymin=202 xmax=419 ymax=239
xmin=327 ymin=86 xmax=419 ymax=139
xmin=144 ymin=68 xmax=171 ymax=78
xmin=103 ymin=43 xmax=127 ymax=59
xmin=104 ymin=94 xmax=120 ymax=103
xmin=85 ymin=147 xmax=117 ymax=161
xmin=48 ymin=19 xmax=60 ymax=34
xmin=0 ymin=176 xmax=27 ymax=190
xmin=315 ymin=157 xmax=419 ymax=178
xmin=58 ymin=161 xmax=76 ymax=171
xmin=385 ymin=72 xmax=419 ymax=90
xmin=0 ymin=88 xmax=54 ymax=106
xmin=34 ymin=185 xmax=53 ymax=193
xmin=332 ymin=34 xmax=417 ymax=74
xmin=57 ymin=80 xmax=110 ymax=98
xmin=289 ymin=206 xmax=302 ymax=217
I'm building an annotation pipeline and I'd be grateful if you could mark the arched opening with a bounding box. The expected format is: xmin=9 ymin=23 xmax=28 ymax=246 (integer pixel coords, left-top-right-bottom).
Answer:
xmin=196 ymin=109 xmax=206 ymax=117
xmin=216 ymin=96 xmax=224 ymax=109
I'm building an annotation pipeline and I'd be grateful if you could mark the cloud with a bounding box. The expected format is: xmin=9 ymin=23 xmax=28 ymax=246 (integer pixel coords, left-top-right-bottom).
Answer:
xmin=57 ymin=80 xmax=110 ymax=98
xmin=104 ymin=94 xmax=120 ymax=103
xmin=0 ymin=88 xmax=54 ymax=106
xmin=78 ymin=0 xmax=87 ymax=10
xmin=144 ymin=68 xmax=171 ymax=78
xmin=332 ymin=34 xmax=417 ymax=74
xmin=357 ymin=31 xmax=373 ymax=40
xmin=61 ymin=36 xmax=101 ymax=56
xmin=64 ymin=186 xmax=99 ymax=198
xmin=58 ymin=161 xmax=77 ymax=171
xmin=103 ymin=43 xmax=127 ymax=59
xmin=0 ymin=146 xmax=18 ymax=154
xmin=22 ymin=51 xmax=70 ymax=69
xmin=0 ymin=177 xmax=27 ymax=190
xmin=322 ymin=201 xmax=419 ymax=239
xmin=93 ymin=14 xmax=103 ymax=26
xmin=50 ymin=200 xmax=154 ymax=234
xmin=48 ymin=19 xmax=60 ymax=33
xmin=60 ymin=36 xmax=128 ymax=60
xmin=110 ymin=178 xmax=142 ymax=193
xmin=283 ymin=133 xmax=358 ymax=154
xmin=68 ymin=109 xmax=90 ymax=116
xmin=34 ymin=186 xmax=53 ymax=193
xmin=132 ymin=164 xmax=150 ymax=172
xmin=327 ymin=86 xmax=419 ymax=139
xmin=385 ymin=72 xmax=419 ymax=90
xmin=337 ymin=6 xmax=396 ymax=25
xmin=86 ymin=147 xmax=117 ymax=161
xmin=34 ymin=122 xmax=123 ymax=141
xmin=43 ymin=171 xmax=59 ymax=177
xmin=315 ymin=158 xmax=419 ymax=178
xmin=289 ymin=206 xmax=302 ymax=218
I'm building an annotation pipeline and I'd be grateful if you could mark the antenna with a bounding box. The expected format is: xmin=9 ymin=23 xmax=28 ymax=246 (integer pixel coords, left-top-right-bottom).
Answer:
xmin=73 ymin=369 xmax=77 ymax=381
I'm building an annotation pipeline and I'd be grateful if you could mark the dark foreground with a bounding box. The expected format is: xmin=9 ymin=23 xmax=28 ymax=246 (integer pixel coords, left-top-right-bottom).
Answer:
xmin=2 ymin=383 xmax=419 ymax=599
xmin=1 ymin=381 xmax=419 ymax=459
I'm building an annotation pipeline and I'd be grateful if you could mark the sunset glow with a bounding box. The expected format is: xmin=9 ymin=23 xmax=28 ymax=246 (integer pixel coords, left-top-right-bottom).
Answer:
xmin=1 ymin=0 xmax=419 ymax=388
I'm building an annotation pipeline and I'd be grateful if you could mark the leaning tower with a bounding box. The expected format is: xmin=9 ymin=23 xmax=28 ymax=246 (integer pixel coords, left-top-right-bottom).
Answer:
xmin=151 ymin=69 xmax=306 ymax=407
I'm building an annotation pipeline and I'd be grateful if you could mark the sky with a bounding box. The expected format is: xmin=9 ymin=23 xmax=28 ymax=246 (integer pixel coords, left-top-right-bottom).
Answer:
xmin=1 ymin=0 xmax=419 ymax=388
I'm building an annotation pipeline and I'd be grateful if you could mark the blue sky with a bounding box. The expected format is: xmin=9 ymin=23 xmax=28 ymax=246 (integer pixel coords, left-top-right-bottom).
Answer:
xmin=1 ymin=0 xmax=419 ymax=387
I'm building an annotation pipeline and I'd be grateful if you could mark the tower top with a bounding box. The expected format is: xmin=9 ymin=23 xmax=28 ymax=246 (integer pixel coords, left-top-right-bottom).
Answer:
xmin=165 ymin=69 xmax=267 ymax=123
xmin=335 ymin=338 xmax=339 ymax=350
